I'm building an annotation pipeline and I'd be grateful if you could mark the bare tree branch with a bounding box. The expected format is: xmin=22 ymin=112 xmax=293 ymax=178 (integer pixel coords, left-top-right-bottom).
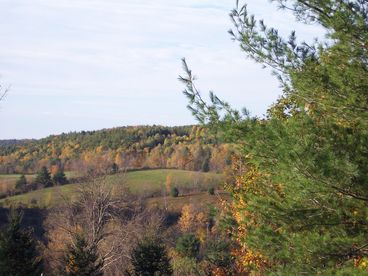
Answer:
xmin=0 ymin=84 xmax=10 ymax=102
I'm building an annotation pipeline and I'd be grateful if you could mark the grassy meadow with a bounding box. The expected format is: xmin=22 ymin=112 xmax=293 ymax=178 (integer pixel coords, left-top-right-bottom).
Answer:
xmin=0 ymin=171 xmax=81 ymax=195
xmin=0 ymin=169 xmax=225 ymax=208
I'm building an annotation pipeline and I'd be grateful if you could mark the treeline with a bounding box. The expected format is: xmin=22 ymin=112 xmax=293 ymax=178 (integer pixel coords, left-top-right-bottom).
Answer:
xmin=0 ymin=167 xmax=70 ymax=200
xmin=0 ymin=125 xmax=234 ymax=174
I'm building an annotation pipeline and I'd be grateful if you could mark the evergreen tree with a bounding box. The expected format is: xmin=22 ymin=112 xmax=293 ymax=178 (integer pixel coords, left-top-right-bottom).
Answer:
xmin=205 ymin=239 xmax=232 ymax=269
xmin=35 ymin=166 xmax=52 ymax=187
xmin=131 ymin=237 xmax=172 ymax=276
xmin=63 ymin=233 xmax=103 ymax=276
xmin=170 ymin=187 xmax=179 ymax=198
xmin=207 ymin=187 xmax=215 ymax=195
xmin=111 ymin=163 xmax=119 ymax=174
xmin=175 ymin=234 xmax=200 ymax=259
xmin=53 ymin=170 xmax=68 ymax=185
xmin=15 ymin=174 xmax=27 ymax=191
xmin=181 ymin=0 xmax=368 ymax=273
xmin=0 ymin=209 xmax=43 ymax=275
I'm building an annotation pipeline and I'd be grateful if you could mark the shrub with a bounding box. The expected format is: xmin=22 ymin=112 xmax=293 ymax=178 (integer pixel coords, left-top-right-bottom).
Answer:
xmin=207 ymin=187 xmax=215 ymax=195
xmin=30 ymin=198 xmax=38 ymax=206
xmin=175 ymin=234 xmax=200 ymax=259
xmin=171 ymin=255 xmax=203 ymax=275
xmin=205 ymin=239 xmax=232 ymax=268
xmin=131 ymin=237 xmax=172 ymax=275
xmin=170 ymin=187 xmax=179 ymax=198
xmin=111 ymin=163 xmax=119 ymax=174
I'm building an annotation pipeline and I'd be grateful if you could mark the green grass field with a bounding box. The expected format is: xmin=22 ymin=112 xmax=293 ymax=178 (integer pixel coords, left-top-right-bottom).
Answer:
xmin=0 ymin=171 xmax=82 ymax=195
xmin=0 ymin=169 xmax=224 ymax=208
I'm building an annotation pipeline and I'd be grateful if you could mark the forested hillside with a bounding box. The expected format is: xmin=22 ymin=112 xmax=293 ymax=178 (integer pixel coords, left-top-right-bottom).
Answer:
xmin=2 ymin=0 xmax=367 ymax=275
xmin=0 ymin=125 xmax=234 ymax=174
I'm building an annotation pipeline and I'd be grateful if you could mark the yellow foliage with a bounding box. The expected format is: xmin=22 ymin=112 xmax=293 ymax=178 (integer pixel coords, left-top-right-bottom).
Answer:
xmin=178 ymin=204 xmax=196 ymax=232
xmin=196 ymin=212 xmax=207 ymax=225
xmin=354 ymin=257 xmax=368 ymax=270
xmin=233 ymin=248 xmax=268 ymax=274
xmin=96 ymin=145 xmax=104 ymax=154
xmin=196 ymin=227 xmax=207 ymax=244
xmin=223 ymin=157 xmax=270 ymax=274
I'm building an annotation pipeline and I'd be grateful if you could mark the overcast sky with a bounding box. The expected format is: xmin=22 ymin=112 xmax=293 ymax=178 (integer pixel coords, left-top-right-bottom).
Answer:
xmin=0 ymin=0 xmax=323 ymax=139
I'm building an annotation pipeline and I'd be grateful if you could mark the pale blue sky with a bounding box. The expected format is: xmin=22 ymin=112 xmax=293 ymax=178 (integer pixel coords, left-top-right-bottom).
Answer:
xmin=0 ymin=0 xmax=322 ymax=139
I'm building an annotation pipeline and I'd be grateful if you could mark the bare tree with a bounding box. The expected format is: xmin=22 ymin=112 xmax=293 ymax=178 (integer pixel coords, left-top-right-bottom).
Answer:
xmin=44 ymin=175 xmax=127 ymax=273
xmin=0 ymin=83 xmax=9 ymax=102
xmin=44 ymin=173 xmax=165 ymax=275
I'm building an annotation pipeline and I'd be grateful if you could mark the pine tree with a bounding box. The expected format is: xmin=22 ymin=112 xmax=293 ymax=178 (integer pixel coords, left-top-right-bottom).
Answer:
xmin=15 ymin=174 xmax=27 ymax=191
xmin=35 ymin=166 xmax=52 ymax=187
xmin=63 ymin=233 xmax=103 ymax=276
xmin=181 ymin=0 xmax=368 ymax=273
xmin=0 ymin=209 xmax=43 ymax=275
xmin=170 ymin=187 xmax=179 ymax=198
xmin=175 ymin=234 xmax=200 ymax=259
xmin=131 ymin=237 xmax=172 ymax=276
xmin=111 ymin=163 xmax=119 ymax=174
xmin=53 ymin=170 xmax=68 ymax=185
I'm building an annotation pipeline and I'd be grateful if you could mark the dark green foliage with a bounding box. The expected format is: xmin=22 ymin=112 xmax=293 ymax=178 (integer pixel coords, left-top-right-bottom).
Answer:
xmin=170 ymin=187 xmax=179 ymax=198
xmin=35 ymin=166 xmax=52 ymax=187
xmin=111 ymin=163 xmax=119 ymax=174
xmin=53 ymin=171 xmax=68 ymax=185
xmin=205 ymin=239 xmax=232 ymax=268
xmin=63 ymin=233 xmax=103 ymax=276
xmin=0 ymin=209 xmax=43 ymax=275
xmin=15 ymin=174 xmax=27 ymax=191
xmin=207 ymin=187 xmax=215 ymax=195
xmin=175 ymin=234 xmax=200 ymax=259
xmin=131 ymin=237 xmax=172 ymax=276
xmin=181 ymin=0 xmax=368 ymax=273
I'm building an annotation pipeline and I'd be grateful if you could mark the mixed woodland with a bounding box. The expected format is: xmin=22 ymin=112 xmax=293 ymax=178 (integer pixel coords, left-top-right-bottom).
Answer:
xmin=1 ymin=0 xmax=368 ymax=275
xmin=0 ymin=125 xmax=233 ymax=175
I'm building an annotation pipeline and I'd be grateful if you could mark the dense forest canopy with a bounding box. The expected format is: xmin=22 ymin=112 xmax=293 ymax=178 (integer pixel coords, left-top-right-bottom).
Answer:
xmin=0 ymin=125 xmax=233 ymax=174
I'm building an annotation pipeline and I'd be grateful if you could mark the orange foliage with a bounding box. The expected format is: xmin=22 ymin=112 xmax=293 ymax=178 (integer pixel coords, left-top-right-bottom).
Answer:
xmin=224 ymin=157 xmax=270 ymax=274
xmin=178 ymin=204 xmax=208 ymax=243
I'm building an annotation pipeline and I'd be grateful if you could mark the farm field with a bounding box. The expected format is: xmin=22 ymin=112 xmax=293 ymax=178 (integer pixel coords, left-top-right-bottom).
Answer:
xmin=0 ymin=169 xmax=225 ymax=208
xmin=0 ymin=171 xmax=82 ymax=195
